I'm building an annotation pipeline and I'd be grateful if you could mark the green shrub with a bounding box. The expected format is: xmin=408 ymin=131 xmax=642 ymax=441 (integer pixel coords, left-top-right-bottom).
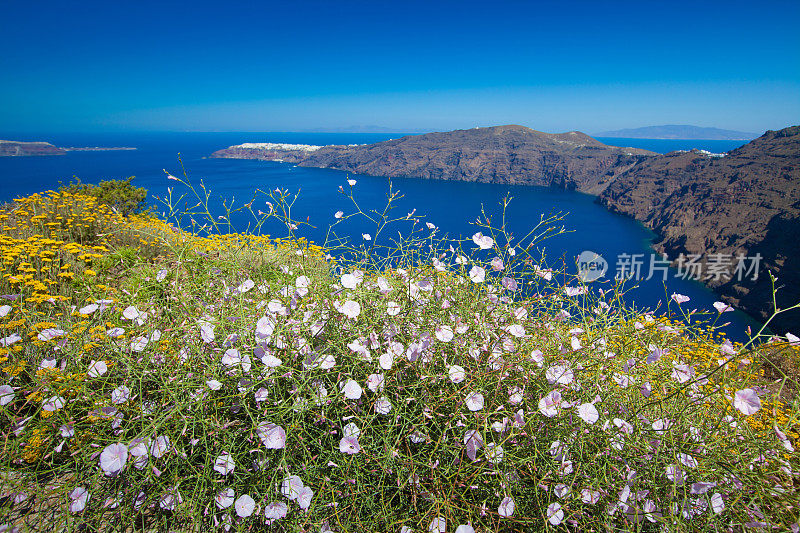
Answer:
xmin=60 ymin=176 xmax=148 ymax=216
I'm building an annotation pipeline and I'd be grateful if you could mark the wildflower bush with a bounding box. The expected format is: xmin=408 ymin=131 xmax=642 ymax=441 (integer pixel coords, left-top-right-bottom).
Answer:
xmin=59 ymin=177 xmax=149 ymax=217
xmin=1 ymin=178 xmax=799 ymax=532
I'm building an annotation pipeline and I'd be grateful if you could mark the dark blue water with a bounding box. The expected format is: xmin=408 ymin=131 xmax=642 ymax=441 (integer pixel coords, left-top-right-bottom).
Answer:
xmin=0 ymin=132 xmax=759 ymax=340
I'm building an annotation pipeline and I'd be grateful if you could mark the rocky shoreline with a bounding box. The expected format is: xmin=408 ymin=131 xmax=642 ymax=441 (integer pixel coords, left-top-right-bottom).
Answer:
xmin=211 ymin=125 xmax=800 ymax=334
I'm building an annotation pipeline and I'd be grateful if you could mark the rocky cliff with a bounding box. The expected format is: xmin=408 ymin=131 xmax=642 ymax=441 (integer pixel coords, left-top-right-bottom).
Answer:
xmin=211 ymin=125 xmax=656 ymax=194
xmin=599 ymin=126 xmax=800 ymax=333
xmin=0 ymin=140 xmax=66 ymax=156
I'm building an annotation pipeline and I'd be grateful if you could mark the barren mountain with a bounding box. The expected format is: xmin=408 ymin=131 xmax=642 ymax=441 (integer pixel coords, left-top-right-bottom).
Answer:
xmin=599 ymin=126 xmax=800 ymax=332
xmin=211 ymin=125 xmax=655 ymax=194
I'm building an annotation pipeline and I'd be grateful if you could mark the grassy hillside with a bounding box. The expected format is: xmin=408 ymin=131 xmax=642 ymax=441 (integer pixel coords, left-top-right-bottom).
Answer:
xmin=0 ymin=180 xmax=798 ymax=532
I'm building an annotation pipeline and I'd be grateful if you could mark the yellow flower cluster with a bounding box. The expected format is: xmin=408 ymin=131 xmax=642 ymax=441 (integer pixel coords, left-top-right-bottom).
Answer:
xmin=22 ymin=427 xmax=49 ymax=463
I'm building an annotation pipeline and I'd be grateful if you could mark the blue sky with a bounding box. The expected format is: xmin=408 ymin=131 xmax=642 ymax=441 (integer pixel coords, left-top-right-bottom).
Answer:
xmin=1 ymin=0 xmax=798 ymax=134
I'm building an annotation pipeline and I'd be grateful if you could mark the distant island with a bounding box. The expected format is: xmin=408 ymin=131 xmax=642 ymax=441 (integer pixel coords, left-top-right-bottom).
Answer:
xmin=596 ymin=124 xmax=759 ymax=140
xmin=211 ymin=124 xmax=800 ymax=333
xmin=0 ymin=140 xmax=136 ymax=157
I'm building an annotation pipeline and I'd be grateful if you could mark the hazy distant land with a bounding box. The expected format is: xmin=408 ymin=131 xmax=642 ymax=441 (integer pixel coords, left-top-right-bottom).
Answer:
xmin=596 ymin=124 xmax=758 ymax=140
xmin=0 ymin=140 xmax=136 ymax=157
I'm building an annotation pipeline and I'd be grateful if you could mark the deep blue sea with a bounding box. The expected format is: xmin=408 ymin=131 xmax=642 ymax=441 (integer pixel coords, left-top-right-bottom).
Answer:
xmin=0 ymin=132 xmax=759 ymax=340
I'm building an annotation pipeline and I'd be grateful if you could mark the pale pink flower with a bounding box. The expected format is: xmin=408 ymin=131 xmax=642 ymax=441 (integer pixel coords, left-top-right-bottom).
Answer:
xmin=261 ymin=353 xmax=282 ymax=367
xmin=362 ymin=233 xmax=371 ymax=241
xmin=490 ymin=257 xmax=504 ymax=271
xmin=429 ymin=516 xmax=446 ymax=532
xmin=214 ymin=453 xmax=235 ymax=475
xmin=88 ymin=360 xmax=107 ymax=378
xmin=0 ymin=333 xmax=22 ymax=347
xmin=159 ymin=487 xmax=183 ymax=510
xmin=347 ymin=179 xmax=357 ymax=186
xmin=538 ymin=390 xmax=561 ymax=417
xmin=297 ymin=486 xmax=313 ymax=510
xmin=375 ymin=397 xmax=392 ymax=415
xmin=546 ymin=502 xmax=564 ymax=525
xmin=570 ymin=336 xmax=582 ymax=351
xmin=652 ymin=418 xmax=672 ymax=433
xmin=690 ymin=482 xmax=716 ymax=495
xmin=733 ymin=388 xmax=761 ymax=415
xmin=43 ymin=395 xmax=66 ymax=411
xmin=255 ymin=387 xmax=269 ymax=402
xmin=504 ymin=324 xmax=526 ymax=338
xmin=713 ymin=301 xmax=733 ymax=313
xmin=235 ymin=279 xmax=255 ymax=294
xmin=130 ymin=335 xmax=149 ymax=352
xmin=671 ymin=363 xmax=694 ymax=383
xmin=235 ymin=494 xmax=256 ymax=518
xmin=100 ymin=443 xmax=128 ymax=476
xmin=465 ymin=391 xmax=484 ymax=411
xmin=469 ymin=266 xmax=486 ymax=283
xmin=498 ymin=496 xmax=515 ymax=517
xmin=338 ymin=300 xmax=361 ymax=319
xmin=0 ymin=385 xmax=15 ymax=406
xmin=341 ymin=273 xmax=360 ymax=289
xmin=546 ymin=364 xmax=574 ymax=385
xmin=255 ymin=316 xmax=275 ymax=340
xmin=448 ymin=365 xmax=466 ymax=383
xmin=710 ymin=492 xmax=725 ymax=514
xmin=215 ymin=488 xmax=235 ymax=509
xmin=577 ymin=402 xmax=599 ymax=424
xmin=564 ymin=286 xmax=587 ymax=297
xmin=455 ymin=525 xmax=475 ymax=533
xmin=720 ymin=339 xmax=736 ymax=356
xmin=678 ymin=453 xmax=697 ymax=468
xmin=69 ymin=487 xmax=90 ymax=513
xmin=79 ymin=303 xmax=99 ymax=315
xmin=339 ymin=435 xmax=361 ymax=454
xmin=122 ymin=306 xmax=141 ymax=320
xmin=435 ymin=325 xmax=454 ymax=342
xmin=200 ymin=322 xmax=215 ymax=343
xmin=671 ymin=293 xmax=690 ymax=304
xmin=150 ymin=435 xmax=170 ymax=458
xmin=281 ymin=475 xmax=304 ymax=500
xmin=257 ymin=422 xmax=286 ymax=449
xmin=334 ymin=211 xmax=343 ymax=219
xmin=665 ymin=465 xmax=685 ymax=483
xmin=534 ymin=265 xmax=553 ymax=280
xmin=378 ymin=351 xmax=394 ymax=370
xmin=386 ymin=301 xmax=401 ymax=316
xmin=366 ymin=373 xmax=385 ymax=392
xmin=111 ymin=385 xmax=130 ymax=404
xmin=471 ymin=232 xmax=494 ymax=250
xmin=264 ymin=501 xmax=288 ymax=523
xmin=206 ymin=379 xmax=222 ymax=390
xmin=463 ymin=430 xmax=484 ymax=461
xmin=647 ymin=345 xmax=665 ymax=364
xmin=304 ymin=352 xmax=336 ymax=370
xmin=581 ymin=488 xmax=601 ymax=504
xmin=485 ymin=443 xmax=504 ymax=464
xmin=341 ymin=379 xmax=363 ymax=400
xmin=38 ymin=328 xmax=66 ymax=341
